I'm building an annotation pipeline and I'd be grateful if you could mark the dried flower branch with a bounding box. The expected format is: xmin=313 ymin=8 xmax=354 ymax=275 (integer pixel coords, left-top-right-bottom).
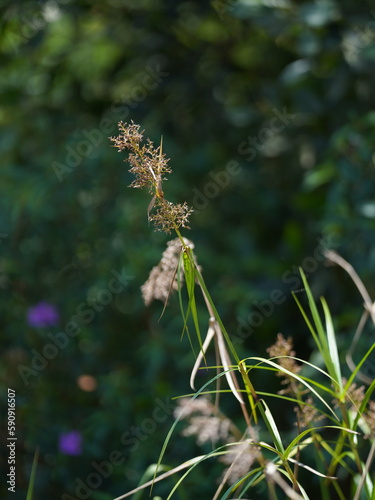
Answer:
xmin=294 ymin=397 xmax=324 ymax=428
xmin=266 ymin=333 xmax=301 ymax=395
xmin=110 ymin=121 xmax=193 ymax=233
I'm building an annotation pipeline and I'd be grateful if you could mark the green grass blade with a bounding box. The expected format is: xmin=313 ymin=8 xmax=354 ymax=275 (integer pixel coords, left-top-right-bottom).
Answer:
xmin=321 ymin=297 xmax=342 ymax=391
xmin=133 ymin=464 xmax=169 ymax=500
xmin=299 ymin=269 xmax=327 ymax=351
xmin=182 ymin=247 xmax=204 ymax=356
xmin=352 ymin=378 xmax=375 ymax=431
xmin=152 ymin=370 xmax=234 ymax=490
xmin=295 ymin=270 xmax=341 ymax=386
xmin=165 ymin=443 xmax=239 ymax=500
xmin=193 ymin=264 xmax=240 ymax=364
xmin=26 ymin=447 xmax=39 ymax=500
xmin=292 ymin=292 xmax=322 ymax=352
xmin=258 ymin=399 xmax=285 ymax=454
xmin=177 ymin=252 xmax=197 ymax=358
xmin=284 ymin=426 xmax=358 ymax=461
xmin=345 ymin=342 xmax=375 ymax=395
xmin=247 ymin=356 xmax=339 ymax=420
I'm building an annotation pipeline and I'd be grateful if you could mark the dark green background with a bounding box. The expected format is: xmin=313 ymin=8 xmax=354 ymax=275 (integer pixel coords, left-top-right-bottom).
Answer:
xmin=1 ymin=0 xmax=375 ymax=498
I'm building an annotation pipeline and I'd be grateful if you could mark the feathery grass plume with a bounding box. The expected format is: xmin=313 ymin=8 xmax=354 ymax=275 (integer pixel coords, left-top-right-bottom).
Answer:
xmin=110 ymin=121 xmax=193 ymax=233
xmin=219 ymin=439 xmax=261 ymax=485
xmin=174 ymin=397 xmax=261 ymax=489
xmin=141 ymin=237 xmax=194 ymax=306
xmin=174 ymin=396 xmax=232 ymax=446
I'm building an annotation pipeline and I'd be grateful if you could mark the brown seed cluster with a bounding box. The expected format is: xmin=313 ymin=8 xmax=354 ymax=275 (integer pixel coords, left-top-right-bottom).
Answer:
xmin=110 ymin=121 xmax=193 ymax=233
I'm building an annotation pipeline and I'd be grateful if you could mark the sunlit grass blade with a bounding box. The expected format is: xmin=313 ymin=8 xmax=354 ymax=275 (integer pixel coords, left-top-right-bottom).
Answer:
xmin=26 ymin=447 xmax=39 ymax=500
xmin=353 ymin=445 xmax=375 ymax=500
xmin=258 ymin=399 xmax=285 ymax=454
xmin=133 ymin=464 xmax=169 ymax=500
xmin=220 ymin=466 xmax=265 ymax=500
xmin=238 ymin=359 xmax=257 ymax=421
xmin=245 ymin=356 xmax=339 ymax=420
xmin=293 ymin=269 xmax=325 ymax=351
xmin=215 ymin=326 xmax=244 ymax=404
xmin=151 ymin=370 xmax=234 ymax=492
xmin=284 ymin=427 xmax=358 ymax=462
xmin=182 ymin=246 xmax=204 ymax=357
xmin=321 ymin=297 xmax=342 ymax=391
xmin=352 ymin=379 xmax=375 ymax=432
xmin=294 ymin=270 xmax=342 ymax=389
xmin=345 ymin=342 xmax=375 ymax=399
xmin=265 ymin=463 xmax=305 ymax=500
xmin=113 ymin=457 xmax=204 ymax=499
xmin=193 ymin=262 xmax=240 ymax=364
xmin=190 ymin=323 xmax=215 ymax=390
xmin=177 ymin=251 xmax=197 ymax=358
xmin=164 ymin=442 xmax=242 ymax=500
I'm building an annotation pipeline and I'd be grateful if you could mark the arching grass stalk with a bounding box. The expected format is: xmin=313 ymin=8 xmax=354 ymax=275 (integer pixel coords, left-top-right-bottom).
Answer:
xmin=110 ymin=122 xmax=255 ymax=424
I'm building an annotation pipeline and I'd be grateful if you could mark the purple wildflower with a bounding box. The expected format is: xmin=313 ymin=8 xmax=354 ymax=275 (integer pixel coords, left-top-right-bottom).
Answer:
xmin=27 ymin=301 xmax=60 ymax=328
xmin=59 ymin=430 xmax=82 ymax=456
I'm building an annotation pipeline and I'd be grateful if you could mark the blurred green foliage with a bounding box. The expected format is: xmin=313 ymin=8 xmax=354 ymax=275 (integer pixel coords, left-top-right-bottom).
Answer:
xmin=1 ymin=0 xmax=375 ymax=498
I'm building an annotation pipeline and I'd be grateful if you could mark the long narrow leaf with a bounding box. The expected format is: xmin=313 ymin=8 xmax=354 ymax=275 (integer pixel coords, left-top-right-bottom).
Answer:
xmin=151 ymin=370 xmax=238 ymax=491
xmin=284 ymin=426 xmax=358 ymax=461
xmin=177 ymin=251 xmax=197 ymax=359
xmin=26 ymin=448 xmax=39 ymax=500
xmin=352 ymin=379 xmax=375 ymax=431
xmin=321 ymin=298 xmax=342 ymax=391
xmin=113 ymin=457 xmax=204 ymax=499
xmin=258 ymin=399 xmax=285 ymax=454
xmin=193 ymin=263 xmax=240 ymax=364
xmin=246 ymin=356 xmax=339 ymax=420
xmin=345 ymin=342 xmax=375 ymax=397
xmin=182 ymin=247 xmax=204 ymax=358
xmin=190 ymin=323 xmax=215 ymax=390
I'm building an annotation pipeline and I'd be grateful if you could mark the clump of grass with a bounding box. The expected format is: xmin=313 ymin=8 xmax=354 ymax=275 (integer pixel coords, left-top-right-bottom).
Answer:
xmin=111 ymin=122 xmax=375 ymax=500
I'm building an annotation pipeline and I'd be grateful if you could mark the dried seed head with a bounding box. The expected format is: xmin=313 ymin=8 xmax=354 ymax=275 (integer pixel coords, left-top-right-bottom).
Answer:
xmin=267 ymin=333 xmax=301 ymax=395
xmin=141 ymin=237 xmax=194 ymax=306
xmin=219 ymin=439 xmax=261 ymax=485
xmin=110 ymin=121 xmax=192 ymax=233
xmin=174 ymin=396 xmax=231 ymax=446
xmin=267 ymin=333 xmax=301 ymax=374
xmin=294 ymin=397 xmax=325 ymax=428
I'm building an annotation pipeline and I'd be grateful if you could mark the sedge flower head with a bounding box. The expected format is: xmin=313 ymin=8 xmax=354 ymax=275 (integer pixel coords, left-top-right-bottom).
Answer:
xmin=110 ymin=121 xmax=193 ymax=233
